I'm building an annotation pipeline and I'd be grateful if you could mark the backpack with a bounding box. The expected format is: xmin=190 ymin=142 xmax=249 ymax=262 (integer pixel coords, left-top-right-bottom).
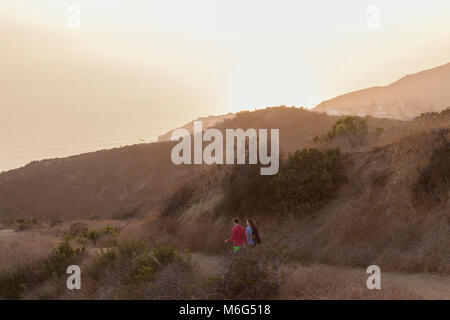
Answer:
xmin=252 ymin=226 xmax=261 ymax=244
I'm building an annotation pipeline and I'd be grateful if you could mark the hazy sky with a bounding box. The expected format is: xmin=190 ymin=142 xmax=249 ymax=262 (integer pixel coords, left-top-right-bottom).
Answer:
xmin=1 ymin=0 xmax=450 ymax=172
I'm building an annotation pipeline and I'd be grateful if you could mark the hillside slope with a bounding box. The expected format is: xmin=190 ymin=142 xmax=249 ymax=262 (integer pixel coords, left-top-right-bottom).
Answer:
xmin=0 ymin=107 xmax=368 ymax=221
xmin=162 ymin=110 xmax=450 ymax=274
xmin=314 ymin=62 xmax=450 ymax=119
xmin=0 ymin=142 xmax=200 ymax=221
xmin=157 ymin=113 xmax=235 ymax=142
xmin=288 ymin=127 xmax=450 ymax=273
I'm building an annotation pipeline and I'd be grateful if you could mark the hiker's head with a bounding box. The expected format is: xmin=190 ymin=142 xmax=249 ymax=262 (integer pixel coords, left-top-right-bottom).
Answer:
xmin=247 ymin=218 xmax=255 ymax=228
xmin=232 ymin=217 xmax=239 ymax=225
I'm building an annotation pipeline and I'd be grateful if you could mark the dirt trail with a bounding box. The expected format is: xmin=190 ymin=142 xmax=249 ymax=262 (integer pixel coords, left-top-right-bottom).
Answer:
xmin=0 ymin=229 xmax=17 ymax=240
xmin=0 ymin=229 xmax=16 ymax=235
xmin=191 ymin=253 xmax=450 ymax=300
xmin=383 ymin=271 xmax=450 ymax=300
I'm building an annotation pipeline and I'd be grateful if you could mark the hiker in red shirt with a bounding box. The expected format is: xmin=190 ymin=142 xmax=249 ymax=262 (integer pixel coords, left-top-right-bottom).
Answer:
xmin=224 ymin=217 xmax=247 ymax=254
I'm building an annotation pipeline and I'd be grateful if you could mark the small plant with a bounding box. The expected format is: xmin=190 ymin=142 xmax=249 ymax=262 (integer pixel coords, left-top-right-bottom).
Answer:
xmin=67 ymin=223 xmax=120 ymax=244
xmin=374 ymin=126 xmax=385 ymax=138
xmin=117 ymin=239 xmax=148 ymax=258
xmin=68 ymin=222 xmax=89 ymax=237
xmin=15 ymin=218 xmax=38 ymax=231
xmin=151 ymin=243 xmax=180 ymax=265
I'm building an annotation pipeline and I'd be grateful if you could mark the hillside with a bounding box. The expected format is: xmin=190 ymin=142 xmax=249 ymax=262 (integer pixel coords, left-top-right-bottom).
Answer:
xmin=314 ymin=62 xmax=450 ymax=120
xmin=156 ymin=113 xmax=235 ymax=142
xmin=288 ymin=127 xmax=450 ymax=273
xmin=160 ymin=108 xmax=450 ymax=274
xmin=0 ymin=142 xmax=200 ymax=221
xmin=0 ymin=107 xmax=448 ymax=301
xmin=0 ymin=107 xmax=369 ymax=222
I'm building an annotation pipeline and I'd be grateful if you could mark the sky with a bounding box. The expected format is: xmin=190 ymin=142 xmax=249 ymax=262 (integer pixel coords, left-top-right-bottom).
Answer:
xmin=1 ymin=0 xmax=450 ymax=172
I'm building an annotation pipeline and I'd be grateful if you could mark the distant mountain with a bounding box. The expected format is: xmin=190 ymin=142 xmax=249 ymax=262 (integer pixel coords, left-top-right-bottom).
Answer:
xmin=314 ymin=62 xmax=450 ymax=120
xmin=157 ymin=113 xmax=235 ymax=142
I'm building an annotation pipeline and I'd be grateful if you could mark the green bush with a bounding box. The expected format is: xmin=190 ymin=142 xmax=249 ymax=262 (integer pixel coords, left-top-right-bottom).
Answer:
xmin=375 ymin=126 xmax=385 ymax=138
xmin=271 ymin=148 xmax=346 ymax=216
xmin=42 ymin=241 xmax=85 ymax=278
xmin=413 ymin=128 xmax=450 ymax=206
xmin=416 ymin=107 xmax=450 ymax=120
xmin=89 ymin=248 xmax=118 ymax=281
xmin=0 ymin=265 xmax=35 ymax=299
xmin=15 ymin=218 xmax=38 ymax=231
xmin=89 ymin=240 xmax=192 ymax=299
xmin=151 ymin=243 xmax=181 ymax=265
xmin=0 ymin=241 xmax=84 ymax=299
xmin=217 ymin=148 xmax=346 ymax=218
xmin=217 ymin=165 xmax=276 ymax=218
xmin=117 ymin=239 xmax=148 ymax=257
xmin=209 ymin=248 xmax=285 ymax=299
xmin=68 ymin=223 xmax=120 ymax=244
xmin=324 ymin=116 xmax=368 ymax=145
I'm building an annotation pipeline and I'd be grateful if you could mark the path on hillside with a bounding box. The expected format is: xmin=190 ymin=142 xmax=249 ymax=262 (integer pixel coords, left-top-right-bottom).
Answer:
xmin=0 ymin=229 xmax=16 ymax=235
xmin=383 ymin=271 xmax=450 ymax=300
xmin=0 ymin=229 xmax=17 ymax=240
xmin=191 ymin=253 xmax=450 ymax=300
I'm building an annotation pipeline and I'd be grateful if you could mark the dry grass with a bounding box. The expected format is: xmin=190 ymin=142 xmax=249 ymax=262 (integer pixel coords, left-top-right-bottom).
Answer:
xmin=0 ymin=231 xmax=59 ymax=270
xmin=277 ymin=265 xmax=422 ymax=300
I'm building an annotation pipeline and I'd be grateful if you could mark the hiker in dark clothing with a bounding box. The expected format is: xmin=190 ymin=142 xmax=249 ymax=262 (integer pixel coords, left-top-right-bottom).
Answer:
xmin=246 ymin=218 xmax=261 ymax=248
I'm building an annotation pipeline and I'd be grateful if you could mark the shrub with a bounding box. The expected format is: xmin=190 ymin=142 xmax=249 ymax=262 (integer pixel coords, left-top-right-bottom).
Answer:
xmin=151 ymin=243 xmax=180 ymax=265
xmin=89 ymin=249 xmax=118 ymax=281
xmin=117 ymin=239 xmax=148 ymax=258
xmin=209 ymin=248 xmax=285 ymax=299
xmin=271 ymin=148 xmax=346 ymax=216
xmin=161 ymin=184 xmax=194 ymax=218
xmin=110 ymin=206 xmax=141 ymax=220
xmin=217 ymin=148 xmax=346 ymax=219
xmin=0 ymin=265 xmax=35 ymax=299
xmin=68 ymin=223 xmax=89 ymax=237
xmin=68 ymin=224 xmax=120 ymax=244
xmin=0 ymin=241 xmax=84 ymax=299
xmin=15 ymin=218 xmax=38 ymax=231
xmin=375 ymin=126 xmax=385 ymax=138
xmin=218 ymin=165 xmax=275 ymax=218
xmin=416 ymin=107 xmax=450 ymax=120
xmin=324 ymin=116 xmax=368 ymax=145
xmin=89 ymin=240 xmax=191 ymax=299
xmin=42 ymin=241 xmax=85 ymax=278
xmin=142 ymin=260 xmax=203 ymax=300
xmin=413 ymin=129 xmax=450 ymax=206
